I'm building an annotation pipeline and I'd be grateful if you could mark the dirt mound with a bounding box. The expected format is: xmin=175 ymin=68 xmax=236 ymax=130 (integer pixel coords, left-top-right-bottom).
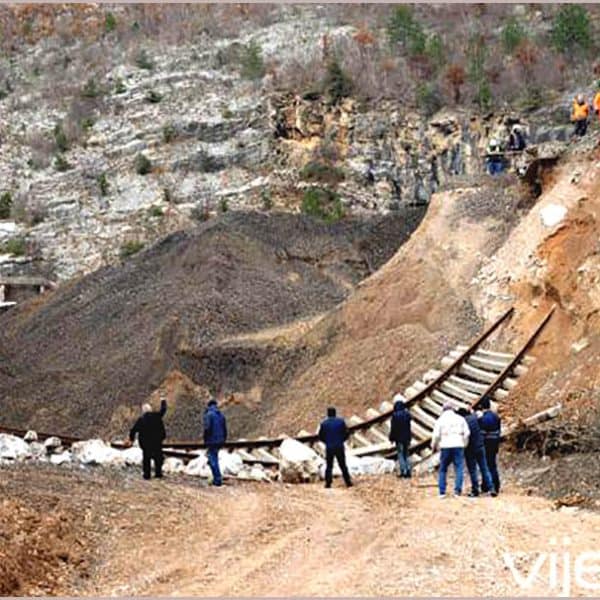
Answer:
xmin=0 ymin=210 xmax=424 ymax=438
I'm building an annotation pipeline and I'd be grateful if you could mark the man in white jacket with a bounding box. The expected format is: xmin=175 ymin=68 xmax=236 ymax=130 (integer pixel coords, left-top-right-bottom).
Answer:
xmin=431 ymin=401 xmax=470 ymax=497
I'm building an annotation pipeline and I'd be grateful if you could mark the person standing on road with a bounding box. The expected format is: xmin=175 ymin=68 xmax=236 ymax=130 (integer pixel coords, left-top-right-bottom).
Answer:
xmin=204 ymin=398 xmax=227 ymax=487
xmin=478 ymin=396 xmax=502 ymax=494
xmin=389 ymin=394 xmax=412 ymax=478
xmin=318 ymin=407 xmax=353 ymax=489
xmin=127 ymin=399 xmax=167 ymax=480
xmin=431 ymin=402 xmax=470 ymax=498
xmin=457 ymin=407 xmax=496 ymax=497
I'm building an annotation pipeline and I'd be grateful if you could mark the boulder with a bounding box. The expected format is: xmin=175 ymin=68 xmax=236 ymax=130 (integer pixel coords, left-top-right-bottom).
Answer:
xmin=28 ymin=441 xmax=47 ymax=460
xmin=50 ymin=451 xmax=72 ymax=466
xmin=184 ymin=453 xmax=210 ymax=477
xmin=319 ymin=454 xmax=396 ymax=479
xmin=0 ymin=434 xmax=32 ymax=461
xmin=540 ymin=204 xmax=567 ymax=228
xmin=70 ymin=439 xmax=126 ymax=467
xmin=219 ymin=451 xmax=244 ymax=476
xmin=23 ymin=430 xmax=38 ymax=442
xmin=163 ymin=457 xmax=185 ymax=474
xmin=121 ymin=446 xmax=143 ymax=466
xmin=278 ymin=438 xmax=323 ymax=483
xmin=43 ymin=436 xmax=63 ymax=454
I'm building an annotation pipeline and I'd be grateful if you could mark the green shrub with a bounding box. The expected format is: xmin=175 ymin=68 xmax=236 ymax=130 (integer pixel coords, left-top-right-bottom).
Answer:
xmin=261 ymin=188 xmax=272 ymax=211
xmin=301 ymin=187 xmax=344 ymax=223
xmin=114 ymin=78 xmax=127 ymax=94
xmin=81 ymin=116 xmax=95 ymax=130
xmin=467 ymin=34 xmax=487 ymax=84
xmin=416 ymin=83 xmax=443 ymax=117
xmin=120 ymin=240 xmax=144 ymax=258
xmin=135 ymin=49 xmax=154 ymax=70
xmin=0 ymin=192 xmax=12 ymax=219
xmin=222 ymin=107 xmax=233 ymax=119
xmin=54 ymin=154 xmax=72 ymax=172
xmin=105 ymin=12 xmax=117 ymax=33
xmin=135 ymin=153 xmax=152 ymax=175
xmin=145 ymin=89 xmax=162 ymax=104
xmin=2 ymin=237 xmax=26 ymax=256
xmin=162 ymin=123 xmax=177 ymax=143
xmin=501 ymin=17 xmax=527 ymax=54
xmin=53 ymin=124 xmax=69 ymax=152
xmin=551 ymin=5 xmax=591 ymax=54
xmin=475 ymin=80 xmax=492 ymax=112
xmin=300 ymin=161 xmax=345 ymax=186
xmin=425 ymin=33 xmax=446 ymax=71
xmin=148 ymin=205 xmax=164 ymax=218
xmin=240 ymin=41 xmax=265 ymax=80
xmin=387 ymin=5 xmax=426 ymax=55
xmin=97 ymin=173 xmax=109 ymax=196
xmin=219 ymin=198 xmax=229 ymax=213
xmin=81 ymin=77 xmax=102 ymax=98
xmin=323 ymin=59 xmax=353 ymax=105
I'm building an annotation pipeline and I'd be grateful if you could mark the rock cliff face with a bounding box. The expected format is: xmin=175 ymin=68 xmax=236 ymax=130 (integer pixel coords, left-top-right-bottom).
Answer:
xmin=0 ymin=5 xmax=573 ymax=282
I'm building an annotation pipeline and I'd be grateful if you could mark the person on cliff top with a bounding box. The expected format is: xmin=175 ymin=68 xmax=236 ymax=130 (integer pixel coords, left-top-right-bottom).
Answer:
xmin=477 ymin=395 xmax=502 ymax=494
xmin=571 ymin=93 xmax=589 ymax=137
xmin=389 ymin=393 xmax=412 ymax=478
xmin=485 ymin=137 xmax=506 ymax=175
xmin=431 ymin=401 xmax=470 ymax=498
xmin=204 ymin=398 xmax=228 ymax=487
xmin=457 ymin=406 xmax=497 ymax=498
xmin=318 ymin=407 xmax=353 ymax=489
xmin=127 ymin=399 xmax=167 ymax=480
xmin=593 ymin=83 xmax=600 ymax=123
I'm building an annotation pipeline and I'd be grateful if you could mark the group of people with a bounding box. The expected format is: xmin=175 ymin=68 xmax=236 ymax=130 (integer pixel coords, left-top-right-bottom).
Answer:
xmin=485 ymin=123 xmax=527 ymax=176
xmin=571 ymin=86 xmax=600 ymax=138
xmin=126 ymin=393 xmax=501 ymax=497
xmin=126 ymin=397 xmax=227 ymax=485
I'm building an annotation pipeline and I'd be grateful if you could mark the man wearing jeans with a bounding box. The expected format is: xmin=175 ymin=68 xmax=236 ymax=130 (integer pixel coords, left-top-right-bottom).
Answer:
xmin=389 ymin=394 xmax=412 ymax=478
xmin=318 ymin=407 xmax=353 ymax=489
xmin=431 ymin=402 xmax=470 ymax=497
xmin=203 ymin=398 xmax=227 ymax=487
xmin=457 ymin=407 xmax=496 ymax=497
xmin=478 ymin=396 xmax=502 ymax=494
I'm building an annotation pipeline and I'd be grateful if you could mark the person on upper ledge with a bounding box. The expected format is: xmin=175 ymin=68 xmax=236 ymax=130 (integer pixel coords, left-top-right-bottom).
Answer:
xmin=571 ymin=93 xmax=590 ymax=137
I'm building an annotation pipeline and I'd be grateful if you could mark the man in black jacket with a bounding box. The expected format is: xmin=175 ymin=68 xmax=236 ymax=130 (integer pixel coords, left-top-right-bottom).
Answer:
xmin=389 ymin=394 xmax=412 ymax=478
xmin=128 ymin=399 xmax=167 ymax=480
xmin=318 ymin=407 xmax=353 ymax=489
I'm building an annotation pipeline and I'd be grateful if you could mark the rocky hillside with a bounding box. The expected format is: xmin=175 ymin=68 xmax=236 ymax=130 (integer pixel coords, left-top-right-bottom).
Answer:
xmin=0 ymin=4 xmax=591 ymax=281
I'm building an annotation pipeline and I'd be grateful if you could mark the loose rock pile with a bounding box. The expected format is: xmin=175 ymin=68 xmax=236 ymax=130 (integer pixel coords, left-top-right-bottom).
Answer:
xmin=0 ymin=432 xmax=397 ymax=484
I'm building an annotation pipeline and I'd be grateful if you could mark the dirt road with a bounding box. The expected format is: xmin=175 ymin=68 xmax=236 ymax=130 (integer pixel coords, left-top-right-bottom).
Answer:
xmin=2 ymin=463 xmax=600 ymax=597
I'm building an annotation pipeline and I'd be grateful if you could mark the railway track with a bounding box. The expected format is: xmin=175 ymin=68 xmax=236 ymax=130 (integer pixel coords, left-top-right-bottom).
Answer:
xmin=1 ymin=306 xmax=556 ymax=471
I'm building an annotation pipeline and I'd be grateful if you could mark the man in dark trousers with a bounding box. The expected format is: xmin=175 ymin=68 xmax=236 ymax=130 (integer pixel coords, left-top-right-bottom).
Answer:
xmin=318 ymin=407 xmax=353 ymax=488
xmin=128 ymin=399 xmax=167 ymax=480
xmin=478 ymin=396 xmax=502 ymax=494
xmin=457 ymin=407 xmax=496 ymax=497
xmin=389 ymin=393 xmax=412 ymax=478
xmin=203 ymin=398 xmax=227 ymax=487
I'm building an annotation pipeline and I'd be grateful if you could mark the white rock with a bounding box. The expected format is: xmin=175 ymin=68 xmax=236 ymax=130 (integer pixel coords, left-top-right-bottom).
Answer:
xmin=28 ymin=441 xmax=47 ymax=460
xmin=121 ymin=446 xmax=143 ymax=466
xmin=0 ymin=434 xmax=32 ymax=461
xmin=70 ymin=439 xmax=126 ymax=467
xmin=184 ymin=453 xmax=210 ymax=477
xmin=278 ymin=438 xmax=323 ymax=483
xmin=540 ymin=204 xmax=567 ymax=228
xmin=43 ymin=436 xmax=63 ymax=453
xmin=23 ymin=430 xmax=38 ymax=442
xmin=571 ymin=338 xmax=589 ymax=354
xmin=163 ymin=457 xmax=185 ymax=474
xmin=50 ymin=451 xmax=72 ymax=466
xmin=219 ymin=451 xmax=244 ymax=476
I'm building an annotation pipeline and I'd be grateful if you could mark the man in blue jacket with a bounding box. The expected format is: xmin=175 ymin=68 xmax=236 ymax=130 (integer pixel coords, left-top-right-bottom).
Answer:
xmin=389 ymin=394 xmax=412 ymax=478
xmin=458 ymin=407 xmax=496 ymax=497
xmin=203 ymin=398 xmax=227 ymax=487
xmin=318 ymin=407 xmax=353 ymax=488
xmin=478 ymin=396 xmax=502 ymax=494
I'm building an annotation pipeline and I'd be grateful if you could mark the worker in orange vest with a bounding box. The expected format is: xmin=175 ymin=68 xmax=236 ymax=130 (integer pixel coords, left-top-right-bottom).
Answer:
xmin=593 ymin=84 xmax=600 ymax=122
xmin=571 ymin=93 xmax=589 ymax=137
